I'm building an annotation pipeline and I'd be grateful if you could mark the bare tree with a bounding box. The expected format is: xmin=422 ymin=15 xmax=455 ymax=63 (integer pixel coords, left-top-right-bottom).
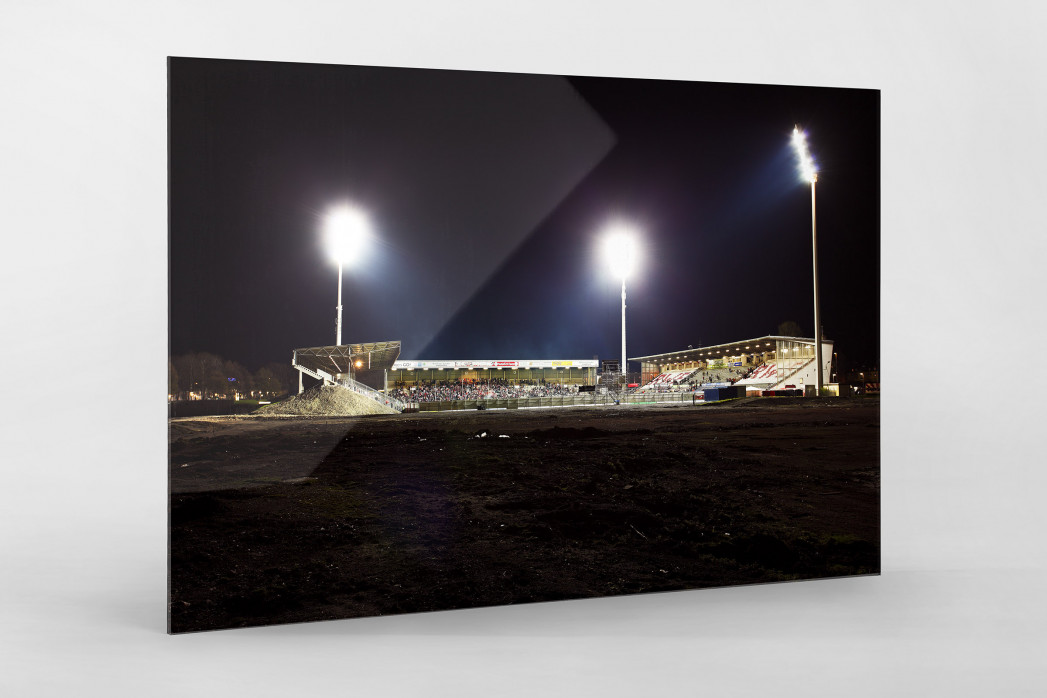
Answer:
xmin=222 ymin=359 xmax=251 ymax=399
xmin=776 ymin=320 xmax=804 ymax=337
xmin=253 ymin=366 xmax=277 ymax=397
xmin=168 ymin=360 xmax=180 ymax=397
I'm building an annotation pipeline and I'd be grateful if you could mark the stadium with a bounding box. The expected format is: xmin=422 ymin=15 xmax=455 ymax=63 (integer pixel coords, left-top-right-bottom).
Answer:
xmin=283 ymin=333 xmax=835 ymax=414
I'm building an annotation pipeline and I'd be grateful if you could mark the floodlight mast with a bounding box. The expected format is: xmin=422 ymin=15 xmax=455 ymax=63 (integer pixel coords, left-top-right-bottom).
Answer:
xmin=792 ymin=126 xmax=823 ymax=395
xmin=324 ymin=205 xmax=370 ymax=348
xmin=336 ymin=261 xmax=344 ymax=347
xmin=621 ymin=274 xmax=627 ymax=386
xmin=603 ymin=227 xmax=637 ymax=387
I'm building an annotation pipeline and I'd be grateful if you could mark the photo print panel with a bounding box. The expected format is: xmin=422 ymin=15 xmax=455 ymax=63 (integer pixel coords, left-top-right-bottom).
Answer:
xmin=168 ymin=56 xmax=880 ymax=633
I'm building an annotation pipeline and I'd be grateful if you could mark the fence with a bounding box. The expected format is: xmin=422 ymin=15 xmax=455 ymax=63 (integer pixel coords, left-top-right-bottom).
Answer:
xmin=414 ymin=391 xmax=694 ymax=412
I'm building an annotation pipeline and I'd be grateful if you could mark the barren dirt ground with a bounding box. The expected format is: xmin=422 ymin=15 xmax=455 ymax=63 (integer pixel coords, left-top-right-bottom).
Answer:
xmin=169 ymin=397 xmax=879 ymax=633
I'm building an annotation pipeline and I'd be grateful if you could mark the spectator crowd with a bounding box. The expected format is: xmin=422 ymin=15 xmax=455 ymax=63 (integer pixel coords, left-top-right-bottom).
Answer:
xmin=635 ymin=364 xmax=760 ymax=394
xmin=390 ymin=378 xmax=580 ymax=403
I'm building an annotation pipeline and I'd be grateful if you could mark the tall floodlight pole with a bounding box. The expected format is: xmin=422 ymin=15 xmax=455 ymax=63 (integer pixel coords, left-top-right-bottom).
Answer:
xmin=602 ymin=226 xmax=639 ymax=387
xmin=792 ymin=126 xmax=823 ymax=395
xmin=336 ymin=258 xmax=344 ymax=346
xmin=324 ymin=205 xmax=371 ymax=347
xmin=621 ymin=275 xmax=627 ymax=384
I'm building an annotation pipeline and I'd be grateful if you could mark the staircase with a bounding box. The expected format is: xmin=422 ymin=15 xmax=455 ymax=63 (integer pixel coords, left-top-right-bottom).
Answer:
xmin=770 ymin=357 xmax=816 ymax=389
xmin=293 ymin=363 xmax=409 ymax=413
xmin=337 ymin=375 xmax=411 ymax=413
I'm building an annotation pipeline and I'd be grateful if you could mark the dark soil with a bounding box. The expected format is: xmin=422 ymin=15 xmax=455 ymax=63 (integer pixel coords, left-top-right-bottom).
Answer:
xmin=169 ymin=397 xmax=879 ymax=633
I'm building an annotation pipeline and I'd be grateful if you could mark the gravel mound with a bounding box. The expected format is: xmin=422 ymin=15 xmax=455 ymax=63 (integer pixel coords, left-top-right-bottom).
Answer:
xmin=255 ymin=385 xmax=398 ymax=416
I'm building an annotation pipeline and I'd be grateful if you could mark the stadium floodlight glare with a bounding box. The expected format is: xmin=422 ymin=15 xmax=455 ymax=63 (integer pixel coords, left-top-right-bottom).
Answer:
xmin=601 ymin=224 xmax=641 ymax=385
xmin=324 ymin=204 xmax=372 ymax=347
xmin=325 ymin=205 xmax=370 ymax=266
xmin=791 ymin=126 xmax=818 ymax=184
xmin=791 ymin=125 xmax=824 ymax=395
xmin=602 ymin=226 xmax=638 ymax=281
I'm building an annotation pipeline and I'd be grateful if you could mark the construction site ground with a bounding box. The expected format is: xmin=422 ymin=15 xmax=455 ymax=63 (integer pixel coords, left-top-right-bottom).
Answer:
xmin=169 ymin=396 xmax=880 ymax=632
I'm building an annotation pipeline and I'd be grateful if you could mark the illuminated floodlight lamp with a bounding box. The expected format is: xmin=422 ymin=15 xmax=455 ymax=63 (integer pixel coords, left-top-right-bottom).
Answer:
xmin=600 ymin=222 xmax=642 ymax=384
xmin=601 ymin=225 xmax=639 ymax=280
xmin=325 ymin=205 xmax=371 ymax=266
xmin=791 ymin=126 xmax=817 ymax=184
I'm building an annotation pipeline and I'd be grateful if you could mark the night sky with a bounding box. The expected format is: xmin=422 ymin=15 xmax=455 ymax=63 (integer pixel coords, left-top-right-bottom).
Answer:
xmin=169 ymin=58 xmax=879 ymax=372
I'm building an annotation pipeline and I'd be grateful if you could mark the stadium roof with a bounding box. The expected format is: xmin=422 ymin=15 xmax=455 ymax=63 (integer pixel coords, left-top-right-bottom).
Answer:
xmin=630 ymin=335 xmax=833 ymax=365
xmin=293 ymin=341 xmax=401 ymax=375
xmin=392 ymin=359 xmax=598 ymax=369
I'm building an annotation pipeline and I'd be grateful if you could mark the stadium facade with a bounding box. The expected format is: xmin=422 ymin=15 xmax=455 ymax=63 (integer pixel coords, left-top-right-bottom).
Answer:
xmin=290 ymin=334 xmax=836 ymax=410
xmin=630 ymin=335 xmax=835 ymax=393
xmin=292 ymin=342 xmax=597 ymax=394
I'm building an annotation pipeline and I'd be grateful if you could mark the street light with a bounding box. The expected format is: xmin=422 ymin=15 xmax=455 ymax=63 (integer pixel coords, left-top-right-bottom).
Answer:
xmin=324 ymin=204 xmax=371 ymax=347
xmin=601 ymin=224 xmax=640 ymax=386
xmin=791 ymin=126 xmax=823 ymax=396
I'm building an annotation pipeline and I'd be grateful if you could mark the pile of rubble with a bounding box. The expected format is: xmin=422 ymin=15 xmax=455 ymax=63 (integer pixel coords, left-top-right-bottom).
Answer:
xmin=255 ymin=384 xmax=398 ymax=416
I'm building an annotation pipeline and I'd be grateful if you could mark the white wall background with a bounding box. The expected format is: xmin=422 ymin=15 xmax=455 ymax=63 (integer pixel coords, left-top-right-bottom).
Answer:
xmin=2 ymin=1 xmax=1045 ymax=695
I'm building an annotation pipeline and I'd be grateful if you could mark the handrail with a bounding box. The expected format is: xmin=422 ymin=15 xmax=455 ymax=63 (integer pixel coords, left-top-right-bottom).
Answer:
xmin=413 ymin=391 xmax=694 ymax=411
xmin=294 ymin=357 xmax=409 ymax=412
xmin=296 ymin=363 xmax=334 ymax=384
xmin=338 ymin=376 xmax=410 ymax=412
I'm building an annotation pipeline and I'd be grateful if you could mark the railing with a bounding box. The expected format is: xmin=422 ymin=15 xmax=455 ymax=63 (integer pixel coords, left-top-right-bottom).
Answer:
xmin=414 ymin=391 xmax=695 ymax=412
xmin=337 ymin=376 xmax=411 ymax=413
xmin=294 ymin=357 xmax=411 ymax=412
xmin=620 ymin=391 xmax=694 ymax=406
xmin=296 ymin=363 xmax=335 ymax=384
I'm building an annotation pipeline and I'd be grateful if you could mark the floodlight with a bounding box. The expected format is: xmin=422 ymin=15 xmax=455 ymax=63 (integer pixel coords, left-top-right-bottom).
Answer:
xmin=602 ymin=225 xmax=639 ymax=280
xmin=325 ymin=205 xmax=371 ymax=266
xmin=790 ymin=125 xmax=824 ymax=394
xmin=599 ymin=222 xmax=643 ymax=385
xmin=791 ymin=126 xmax=817 ymax=184
xmin=324 ymin=203 xmax=373 ymax=346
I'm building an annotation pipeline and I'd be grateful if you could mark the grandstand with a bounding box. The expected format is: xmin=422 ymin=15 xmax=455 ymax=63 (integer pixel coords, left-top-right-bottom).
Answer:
xmin=631 ymin=335 xmax=835 ymax=394
xmin=388 ymin=359 xmax=598 ymax=388
xmin=292 ymin=346 xmax=599 ymax=411
xmin=387 ymin=359 xmax=598 ymax=409
xmin=736 ymin=362 xmax=780 ymax=384
xmin=634 ymin=369 xmax=699 ymax=394
xmin=288 ymin=335 xmax=837 ymax=413
xmin=292 ymin=341 xmax=409 ymax=410
xmin=389 ymin=378 xmax=581 ymax=404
